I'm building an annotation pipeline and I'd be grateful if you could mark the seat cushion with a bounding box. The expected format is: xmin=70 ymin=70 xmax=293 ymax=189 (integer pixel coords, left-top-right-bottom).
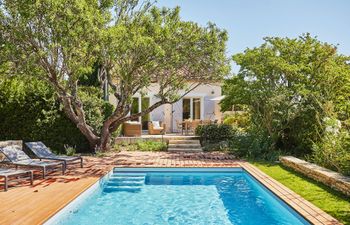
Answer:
xmin=152 ymin=121 xmax=160 ymax=128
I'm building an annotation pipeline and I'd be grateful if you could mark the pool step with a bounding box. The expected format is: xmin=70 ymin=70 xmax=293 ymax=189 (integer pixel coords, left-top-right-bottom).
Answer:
xmin=112 ymin=171 xmax=147 ymax=176
xmin=109 ymin=177 xmax=145 ymax=182
xmin=103 ymin=173 xmax=146 ymax=193
xmin=106 ymin=180 xmax=144 ymax=186
xmin=103 ymin=185 xmax=142 ymax=193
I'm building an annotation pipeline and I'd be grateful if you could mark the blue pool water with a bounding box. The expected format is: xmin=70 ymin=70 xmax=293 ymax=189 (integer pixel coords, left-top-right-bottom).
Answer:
xmin=47 ymin=168 xmax=310 ymax=225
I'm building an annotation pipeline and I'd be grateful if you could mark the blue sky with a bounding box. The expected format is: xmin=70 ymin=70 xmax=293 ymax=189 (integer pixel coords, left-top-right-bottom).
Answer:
xmin=156 ymin=0 xmax=350 ymax=59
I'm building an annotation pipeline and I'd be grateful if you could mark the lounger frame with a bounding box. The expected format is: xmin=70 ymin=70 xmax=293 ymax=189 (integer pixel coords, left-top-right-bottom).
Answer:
xmin=0 ymin=169 xmax=33 ymax=191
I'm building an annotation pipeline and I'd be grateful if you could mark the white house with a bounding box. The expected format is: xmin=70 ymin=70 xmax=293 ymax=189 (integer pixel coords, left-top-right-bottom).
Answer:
xmin=109 ymin=82 xmax=223 ymax=133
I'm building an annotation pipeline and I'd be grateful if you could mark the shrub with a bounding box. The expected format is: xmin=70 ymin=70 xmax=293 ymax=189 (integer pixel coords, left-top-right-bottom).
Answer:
xmin=195 ymin=124 xmax=235 ymax=143
xmin=79 ymin=87 xmax=114 ymax=134
xmin=64 ymin=145 xmax=76 ymax=156
xmin=136 ymin=141 xmax=167 ymax=151
xmin=0 ymin=76 xmax=111 ymax=153
xmin=202 ymin=141 xmax=230 ymax=152
xmin=114 ymin=141 xmax=167 ymax=152
xmin=311 ymin=129 xmax=350 ymax=175
xmin=223 ymin=112 xmax=250 ymax=131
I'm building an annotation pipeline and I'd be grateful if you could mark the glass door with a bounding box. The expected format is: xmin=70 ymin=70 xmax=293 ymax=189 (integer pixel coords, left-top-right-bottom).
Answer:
xmin=182 ymin=97 xmax=201 ymax=120
xmin=182 ymin=98 xmax=191 ymax=120
xmin=192 ymin=98 xmax=201 ymax=120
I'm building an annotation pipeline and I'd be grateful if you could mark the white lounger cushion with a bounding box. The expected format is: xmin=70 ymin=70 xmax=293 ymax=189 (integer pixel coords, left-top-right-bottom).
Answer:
xmin=152 ymin=121 xmax=161 ymax=128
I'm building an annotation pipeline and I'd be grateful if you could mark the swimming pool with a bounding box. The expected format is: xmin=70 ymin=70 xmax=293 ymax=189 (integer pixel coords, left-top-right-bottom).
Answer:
xmin=45 ymin=168 xmax=310 ymax=225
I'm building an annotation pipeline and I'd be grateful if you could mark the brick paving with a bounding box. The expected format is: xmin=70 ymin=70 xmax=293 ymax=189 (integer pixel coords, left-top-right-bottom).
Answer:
xmin=114 ymin=150 xmax=241 ymax=167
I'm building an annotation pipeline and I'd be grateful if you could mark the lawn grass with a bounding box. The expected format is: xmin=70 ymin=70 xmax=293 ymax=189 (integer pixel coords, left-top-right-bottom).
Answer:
xmin=252 ymin=161 xmax=350 ymax=225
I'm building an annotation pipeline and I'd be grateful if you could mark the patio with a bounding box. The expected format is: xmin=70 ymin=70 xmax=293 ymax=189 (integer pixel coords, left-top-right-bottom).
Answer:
xmin=0 ymin=151 xmax=341 ymax=225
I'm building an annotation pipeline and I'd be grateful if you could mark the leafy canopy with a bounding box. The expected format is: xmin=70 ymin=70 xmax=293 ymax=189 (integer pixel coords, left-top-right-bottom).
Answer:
xmin=222 ymin=34 xmax=350 ymax=154
xmin=0 ymin=0 xmax=229 ymax=150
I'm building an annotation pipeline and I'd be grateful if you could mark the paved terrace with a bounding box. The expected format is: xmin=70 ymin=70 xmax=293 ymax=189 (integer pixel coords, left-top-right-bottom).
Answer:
xmin=0 ymin=151 xmax=341 ymax=225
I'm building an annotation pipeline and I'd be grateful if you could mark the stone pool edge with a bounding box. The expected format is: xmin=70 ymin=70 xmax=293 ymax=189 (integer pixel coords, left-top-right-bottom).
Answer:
xmin=240 ymin=162 xmax=341 ymax=225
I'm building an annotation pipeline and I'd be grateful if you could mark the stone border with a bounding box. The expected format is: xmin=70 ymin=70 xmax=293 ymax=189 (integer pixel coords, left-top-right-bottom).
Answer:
xmin=280 ymin=156 xmax=350 ymax=197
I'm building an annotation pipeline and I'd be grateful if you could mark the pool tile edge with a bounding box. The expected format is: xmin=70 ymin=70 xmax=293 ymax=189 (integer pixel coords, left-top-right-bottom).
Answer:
xmin=239 ymin=162 xmax=342 ymax=225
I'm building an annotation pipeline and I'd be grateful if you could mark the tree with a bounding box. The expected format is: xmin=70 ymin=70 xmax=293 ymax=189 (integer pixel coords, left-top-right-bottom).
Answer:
xmin=222 ymin=34 xmax=350 ymax=155
xmin=1 ymin=0 xmax=229 ymax=151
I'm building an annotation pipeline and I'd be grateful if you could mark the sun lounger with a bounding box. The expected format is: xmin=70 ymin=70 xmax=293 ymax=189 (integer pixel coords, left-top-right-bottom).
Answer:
xmin=0 ymin=145 xmax=65 ymax=178
xmin=0 ymin=168 xmax=33 ymax=191
xmin=25 ymin=142 xmax=83 ymax=170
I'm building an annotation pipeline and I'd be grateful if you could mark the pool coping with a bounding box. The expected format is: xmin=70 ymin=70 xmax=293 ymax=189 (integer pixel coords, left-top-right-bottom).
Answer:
xmin=44 ymin=164 xmax=341 ymax=225
xmin=239 ymin=162 xmax=341 ymax=225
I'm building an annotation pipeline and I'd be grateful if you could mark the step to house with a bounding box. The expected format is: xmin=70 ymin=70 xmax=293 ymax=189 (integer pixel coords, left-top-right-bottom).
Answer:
xmin=167 ymin=139 xmax=200 ymax=144
xmin=167 ymin=139 xmax=202 ymax=152
xmin=168 ymin=143 xmax=202 ymax=148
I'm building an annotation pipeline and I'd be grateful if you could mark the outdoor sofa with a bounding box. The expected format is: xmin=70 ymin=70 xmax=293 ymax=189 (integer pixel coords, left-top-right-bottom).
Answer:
xmin=123 ymin=121 xmax=142 ymax=137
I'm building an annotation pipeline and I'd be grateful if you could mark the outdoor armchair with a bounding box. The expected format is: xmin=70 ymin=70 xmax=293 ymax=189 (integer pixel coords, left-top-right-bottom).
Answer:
xmin=148 ymin=121 xmax=166 ymax=135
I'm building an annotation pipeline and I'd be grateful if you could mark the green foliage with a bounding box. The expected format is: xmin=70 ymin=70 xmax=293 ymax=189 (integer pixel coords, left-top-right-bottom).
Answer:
xmin=64 ymin=145 xmax=76 ymax=156
xmin=195 ymin=124 xmax=235 ymax=143
xmin=0 ymin=76 xmax=89 ymax=153
xmin=78 ymin=86 xmax=114 ymax=133
xmin=311 ymin=118 xmax=350 ymax=175
xmin=221 ymin=34 xmax=350 ymax=163
xmin=222 ymin=112 xmax=250 ymax=131
xmin=254 ymin=162 xmax=350 ymax=225
xmin=104 ymin=6 xmax=230 ymax=103
xmin=1 ymin=0 xmax=230 ymax=150
xmin=136 ymin=140 xmax=167 ymax=151
xmin=114 ymin=140 xmax=167 ymax=152
xmin=202 ymin=141 xmax=230 ymax=152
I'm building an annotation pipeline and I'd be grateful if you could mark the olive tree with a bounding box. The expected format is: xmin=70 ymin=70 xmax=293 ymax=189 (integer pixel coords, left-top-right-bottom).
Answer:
xmin=1 ymin=0 xmax=229 ymax=151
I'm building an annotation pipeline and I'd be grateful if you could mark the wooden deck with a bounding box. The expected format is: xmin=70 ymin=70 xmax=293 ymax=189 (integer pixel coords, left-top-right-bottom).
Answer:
xmin=0 ymin=151 xmax=341 ymax=225
xmin=0 ymin=155 xmax=116 ymax=225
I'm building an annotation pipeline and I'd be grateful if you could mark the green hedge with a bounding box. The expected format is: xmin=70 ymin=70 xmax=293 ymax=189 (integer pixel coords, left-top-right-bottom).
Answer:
xmin=195 ymin=124 xmax=235 ymax=143
xmin=0 ymin=77 xmax=90 ymax=153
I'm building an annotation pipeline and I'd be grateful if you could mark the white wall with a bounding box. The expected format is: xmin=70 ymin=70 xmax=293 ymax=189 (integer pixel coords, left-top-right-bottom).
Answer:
xmin=109 ymin=82 xmax=222 ymax=132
